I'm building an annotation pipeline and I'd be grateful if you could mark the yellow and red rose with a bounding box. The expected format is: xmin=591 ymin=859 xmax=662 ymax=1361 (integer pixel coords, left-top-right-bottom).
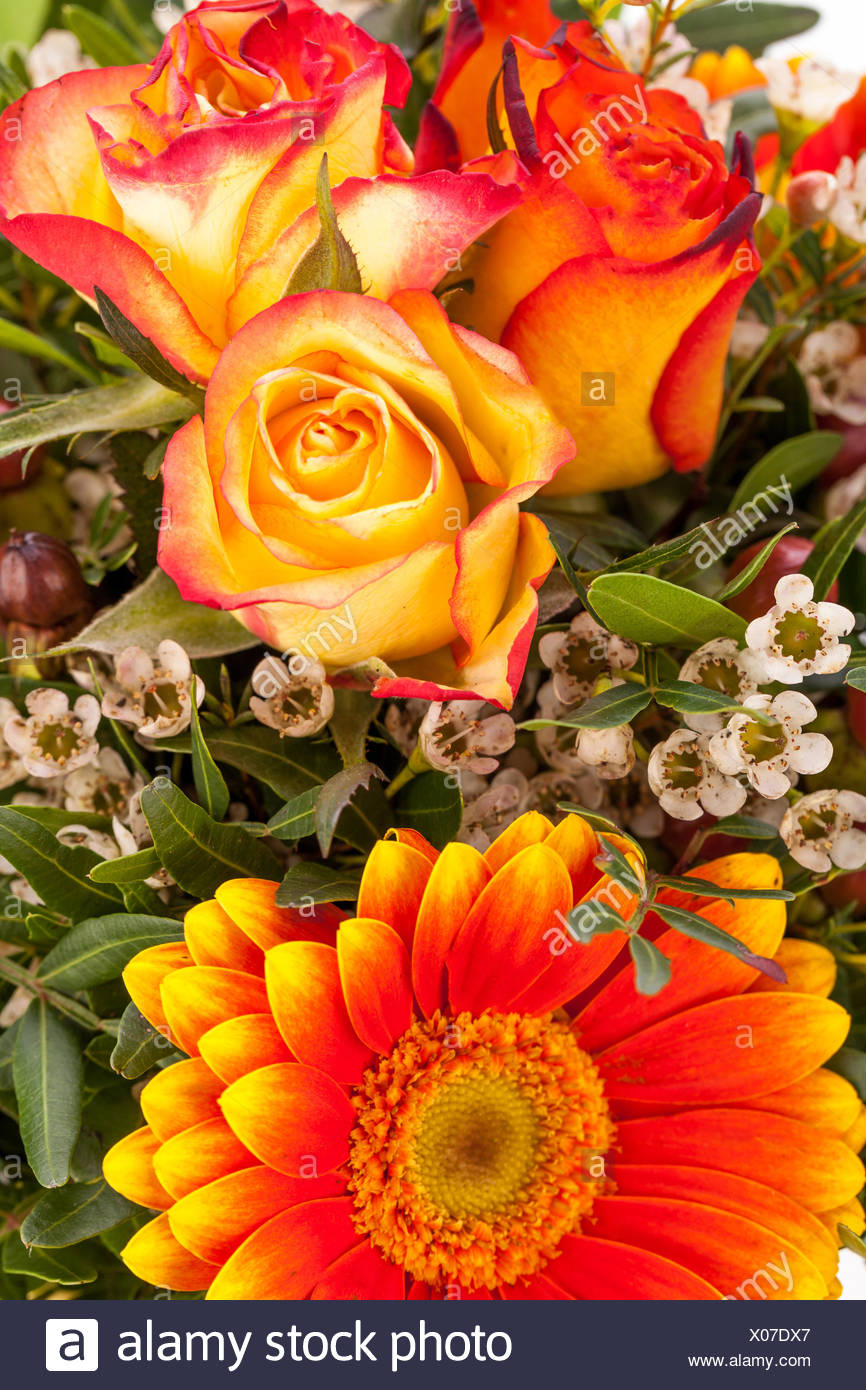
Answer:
xmin=104 ymin=813 xmax=865 ymax=1299
xmin=157 ymin=287 xmax=573 ymax=707
xmin=438 ymin=22 xmax=762 ymax=493
xmin=0 ymin=0 xmax=521 ymax=382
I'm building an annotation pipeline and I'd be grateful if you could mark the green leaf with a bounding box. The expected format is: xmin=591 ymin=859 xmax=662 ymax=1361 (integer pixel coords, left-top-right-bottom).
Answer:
xmin=189 ymin=700 xmax=230 ymax=821
xmin=729 ymin=431 xmax=841 ymax=513
xmin=0 ymin=807 xmax=122 ymax=920
xmin=1 ymin=1230 xmax=97 ymax=1285
xmin=328 ymin=689 xmax=377 ymax=768
xmin=652 ymin=902 xmax=785 ymax=982
xmin=677 ymin=3 xmax=820 ymax=57
xmin=266 ymin=787 xmax=319 ymax=842
xmin=0 ymin=377 xmax=192 ymax=458
xmin=0 ymin=316 xmax=100 ymax=383
xmin=802 ymin=498 xmax=866 ymax=600
xmin=653 ymin=680 xmax=751 ymax=718
xmin=588 ymin=574 xmax=746 ymax=648
xmin=847 ymin=666 xmax=866 ymax=693
xmin=702 ymin=814 xmax=783 ymax=840
xmin=0 ymin=1018 xmax=21 ymax=1092
xmin=628 ymin=935 xmax=672 ymax=997
xmin=110 ymin=1004 xmax=178 ymax=1079
xmin=596 ymin=833 xmax=643 ymax=895
xmin=48 ymin=568 xmax=260 ymax=660
xmin=713 ymin=524 xmax=799 ymax=603
xmin=89 ymin=847 xmax=162 ymax=885
xmin=94 ymin=287 xmax=205 ymax=406
xmin=395 ymin=772 xmax=463 ymax=851
xmin=140 ymin=778 xmax=280 ymax=897
xmin=657 ymin=876 xmax=793 ymax=903
xmin=20 ymin=1179 xmax=135 ymax=1249
xmin=275 ymin=861 xmax=362 ymax=907
xmin=315 ymin=762 xmax=388 ymax=857
xmin=285 ymin=155 xmax=363 ymax=295
xmin=838 ymin=1225 xmax=866 ymax=1261
xmin=7 ymin=805 xmax=112 ymax=835
xmin=38 ymin=914 xmax=184 ymax=991
xmin=13 ymin=1000 xmax=84 ymax=1189
xmin=522 ymin=683 xmax=651 ymax=731
xmin=120 ymin=881 xmax=173 ymax=917
xmin=62 ymin=3 xmax=143 ymax=64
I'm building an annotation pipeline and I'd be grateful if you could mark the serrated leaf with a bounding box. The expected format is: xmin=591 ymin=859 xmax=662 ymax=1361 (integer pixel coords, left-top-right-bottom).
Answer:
xmin=328 ymin=689 xmax=377 ymax=768
xmin=48 ymin=568 xmax=259 ymax=660
xmin=588 ymin=574 xmax=746 ymax=648
xmin=21 ymin=1178 xmax=136 ymax=1248
xmin=628 ymin=935 xmax=672 ymax=997
xmin=0 ymin=807 xmax=122 ymax=920
xmin=89 ymin=847 xmax=162 ymax=884
xmin=1 ymin=1230 xmax=97 ymax=1284
xmin=0 ymin=376 xmax=191 ymax=457
xmin=94 ymin=287 xmax=204 ymax=405
xmin=141 ymin=779 xmax=280 ymax=897
xmin=110 ymin=1004 xmax=178 ymax=1079
xmin=315 ymin=762 xmax=389 ymax=857
xmin=285 ymin=155 xmax=363 ymax=295
xmin=189 ymin=700 xmax=230 ymax=821
xmin=13 ymin=1000 xmax=84 ymax=1188
xmin=652 ymin=902 xmax=786 ymax=982
xmin=38 ymin=914 xmax=184 ymax=990
xmin=275 ymin=861 xmax=362 ymax=907
xmin=677 ymin=3 xmax=820 ymax=56
xmin=713 ymin=524 xmax=799 ymax=603
xmin=266 ymin=787 xmax=319 ymax=842
xmin=802 ymin=498 xmax=866 ymax=600
xmin=394 ymin=772 xmax=463 ymax=850
xmin=729 ymin=431 xmax=841 ymax=513
xmin=522 ymin=683 xmax=651 ymax=731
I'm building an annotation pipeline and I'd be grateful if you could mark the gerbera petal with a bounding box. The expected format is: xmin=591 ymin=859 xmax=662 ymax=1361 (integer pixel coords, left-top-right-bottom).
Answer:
xmin=266 ymin=941 xmax=373 ymax=1083
xmin=596 ymin=995 xmax=850 ymax=1103
xmin=412 ymin=842 xmax=491 ymax=1019
xmin=739 ymin=1068 xmax=862 ymax=1134
xmin=356 ymin=840 xmax=434 ymax=948
xmin=748 ymin=939 xmax=836 ymax=997
xmin=219 ymin=1063 xmax=355 ymax=1177
xmin=498 ymin=1273 xmax=572 ymax=1300
xmin=336 ymin=919 xmax=413 ymax=1054
xmin=590 ymin=1196 xmax=828 ymax=1299
xmin=103 ymin=1126 xmax=172 ymax=1211
xmin=387 ymin=828 xmax=439 ymax=865
xmin=183 ymin=900 xmax=264 ymax=975
xmin=482 ymin=810 xmax=552 ymax=872
xmin=617 ymin=1111 xmax=865 ymax=1210
xmin=122 ymin=1212 xmax=219 ymax=1292
xmin=543 ymin=813 xmax=605 ymax=902
xmin=205 ymin=1197 xmax=362 ymax=1300
xmin=613 ymin=1165 xmax=838 ymax=1286
xmin=152 ymin=1116 xmax=256 ymax=1201
xmin=448 ymin=843 xmax=572 ymax=1014
xmin=198 ymin=1013 xmax=294 ymax=1086
xmin=310 ymin=1237 xmax=406 ymax=1299
xmin=160 ymin=966 xmax=270 ymax=1057
xmin=139 ymin=1057 xmax=224 ymax=1143
xmin=122 ymin=941 xmax=194 ymax=1033
xmin=548 ymin=1234 xmax=721 ymax=1300
xmin=168 ymin=1165 xmax=346 ymax=1266
xmin=214 ymin=878 xmax=343 ymax=950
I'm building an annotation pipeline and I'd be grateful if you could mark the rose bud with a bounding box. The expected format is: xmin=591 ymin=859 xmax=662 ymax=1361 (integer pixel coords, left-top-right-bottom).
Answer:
xmin=786 ymin=170 xmax=839 ymax=226
xmin=0 ymin=530 xmax=91 ymax=628
xmin=725 ymin=536 xmax=839 ymax=621
xmin=0 ymin=400 xmax=42 ymax=491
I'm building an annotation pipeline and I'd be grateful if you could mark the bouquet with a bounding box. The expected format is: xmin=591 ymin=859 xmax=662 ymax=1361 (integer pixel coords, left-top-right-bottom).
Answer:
xmin=0 ymin=0 xmax=863 ymax=1304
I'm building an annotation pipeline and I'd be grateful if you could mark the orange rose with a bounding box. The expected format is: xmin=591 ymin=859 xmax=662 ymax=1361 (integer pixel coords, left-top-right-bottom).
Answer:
xmin=157 ymin=289 xmax=573 ymax=707
xmin=0 ymin=0 xmax=521 ymax=382
xmin=438 ymin=23 xmax=762 ymax=493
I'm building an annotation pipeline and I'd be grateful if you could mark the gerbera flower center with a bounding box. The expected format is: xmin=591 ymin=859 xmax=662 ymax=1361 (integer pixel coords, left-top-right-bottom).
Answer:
xmin=348 ymin=1010 xmax=614 ymax=1293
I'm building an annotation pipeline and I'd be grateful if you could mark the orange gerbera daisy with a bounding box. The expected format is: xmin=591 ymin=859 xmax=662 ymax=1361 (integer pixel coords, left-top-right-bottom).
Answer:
xmin=104 ymin=812 xmax=866 ymax=1300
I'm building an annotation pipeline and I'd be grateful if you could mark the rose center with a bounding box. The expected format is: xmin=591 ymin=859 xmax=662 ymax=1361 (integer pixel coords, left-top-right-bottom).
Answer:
xmin=348 ymin=1010 xmax=613 ymax=1292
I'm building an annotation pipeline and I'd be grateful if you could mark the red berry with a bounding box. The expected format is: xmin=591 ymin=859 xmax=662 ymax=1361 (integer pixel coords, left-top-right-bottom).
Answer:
xmin=822 ymin=868 xmax=866 ymax=915
xmin=726 ymin=536 xmax=839 ymax=622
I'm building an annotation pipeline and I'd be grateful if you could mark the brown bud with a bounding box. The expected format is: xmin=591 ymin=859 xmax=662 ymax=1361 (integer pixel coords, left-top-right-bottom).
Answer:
xmin=786 ymin=170 xmax=839 ymax=226
xmin=0 ymin=530 xmax=91 ymax=628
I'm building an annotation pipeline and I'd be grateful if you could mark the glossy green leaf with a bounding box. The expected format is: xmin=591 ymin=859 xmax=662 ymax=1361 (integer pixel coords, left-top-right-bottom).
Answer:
xmin=275 ymin=861 xmax=362 ymax=907
xmin=700 ymin=814 xmax=783 ymax=840
xmin=802 ymin=498 xmax=866 ymax=600
xmin=13 ymin=1000 xmax=84 ymax=1189
xmin=21 ymin=1179 xmax=136 ymax=1249
xmin=713 ymin=523 xmax=799 ymax=602
xmin=654 ymin=681 xmax=753 ymax=718
xmin=38 ymin=915 xmax=184 ymax=991
xmin=266 ymin=788 xmax=319 ymax=842
xmin=1 ymin=1230 xmax=97 ymax=1285
xmin=394 ymin=772 xmax=463 ymax=850
xmin=189 ymin=701 xmax=230 ymax=821
xmin=522 ymin=683 xmax=651 ymax=731
xmin=0 ymin=807 xmax=122 ymax=920
xmin=140 ymin=779 xmax=280 ymax=897
xmin=588 ymin=574 xmax=746 ymax=648
xmin=729 ymin=431 xmax=841 ymax=513
xmin=89 ymin=847 xmax=162 ymax=885
xmin=847 ymin=666 xmax=866 ymax=693
xmin=110 ymin=1004 xmax=178 ymax=1080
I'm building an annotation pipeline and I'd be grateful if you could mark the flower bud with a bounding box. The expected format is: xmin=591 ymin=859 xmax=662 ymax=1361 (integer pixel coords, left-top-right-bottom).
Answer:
xmin=0 ymin=530 xmax=91 ymax=628
xmin=786 ymin=170 xmax=839 ymax=226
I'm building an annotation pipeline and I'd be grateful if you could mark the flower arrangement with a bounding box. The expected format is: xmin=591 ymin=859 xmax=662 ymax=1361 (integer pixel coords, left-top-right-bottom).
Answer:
xmin=0 ymin=0 xmax=863 ymax=1304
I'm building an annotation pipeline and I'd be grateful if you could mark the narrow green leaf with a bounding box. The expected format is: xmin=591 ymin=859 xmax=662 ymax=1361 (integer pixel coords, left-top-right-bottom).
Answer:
xmin=89 ymin=847 xmax=162 ymax=884
xmin=802 ymin=498 xmax=866 ymax=600
xmin=0 ymin=377 xmax=192 ymax=457
xmin=394 ymin=772 xmax=463 ymax=851
xmin=657 ymin=876 xmax=793 ymax=903
xmin=628 ymin=935 xmax=672 ymax=997
xmin=653 ymin=680 xmax=750 ymax=718
xmin=94 ymin=286 xmax=205 ymax=406
xmin=596 ymin=833 xmax=643 ymax=893
xmin=0 ymin=807 xmax=122 ymax=920
xmin=38 ymin=915 xmax=184 ymax=990
xmin=0 ymin=316 xmax=99 ymax=383
xmin=677 ymin=3 xmax=820 ymax=57
xmin=315 ymin=762 xmax=388 ymax=857
xmin=140 ymin=779 xmax=280 ymax=898
xmin=62 ymin=3 xmax=142 ymax=63
xmin=713 ymin=524 xmax=799 ymax=602
xmin=7 ymin=805 xmax=112 ymax=834
xmin=1 ymin=1230 xmax=97 ymax=1285
xmin=189 ymin=701 xmax=230 ymax=821
xmin=110 ymin=1004 xmax=178 ymax=1080
xmin=522 ymin=683 xmax=651 ymax=731
xmin=729 ymin=431 xmax=841 ymax=513
xmin=588 ymin=574 xmax=746 ymax=648
xmin=267 ymin=787 xmax=319 ymax=842
xmin=701 ymin=813 xmax=782 ymax=840
xmin=285 ymin=155 xmax=363 ymax=295
xmin=21 ymin=1179 xmax=135 ymax=1248
xmin=838 ymin=1225 xmax=866 ymax=1261
xmin=652 ymin=902 xmax=785 ymax=982
xmin=13 ymin=1000 xmax=84 ymax=1188
xmin=275 ymin=861 xmax=362 ymax=907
